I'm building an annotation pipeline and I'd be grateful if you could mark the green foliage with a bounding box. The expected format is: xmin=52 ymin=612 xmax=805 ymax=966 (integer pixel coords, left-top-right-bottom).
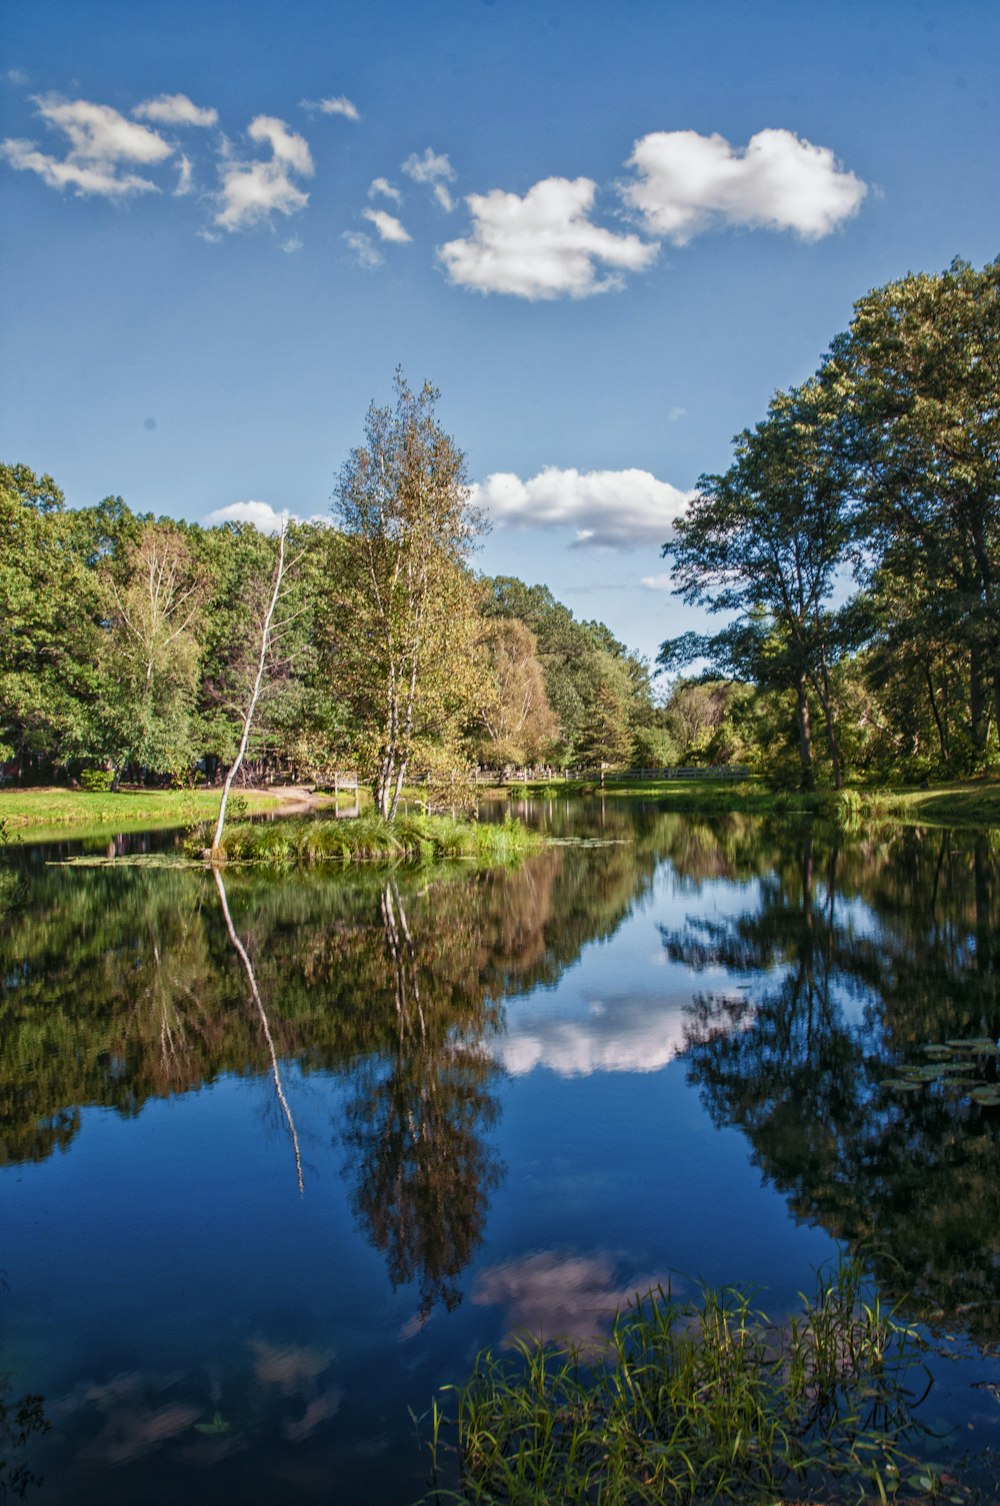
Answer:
xmin=78 ymin=769 xmax=114 ymax=793
xmin=427 ymin=1260 xmax=931 ymax=1504
xmin=197 ymin=812 xmax=542 ymax=868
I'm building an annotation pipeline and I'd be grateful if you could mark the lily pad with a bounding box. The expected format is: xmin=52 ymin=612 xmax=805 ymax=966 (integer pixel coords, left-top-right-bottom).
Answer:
xmin=881 ymin=1078 xmax=924 ymax=1092
xmin=194 ymin=1411 xmax=232 ymax=1435
xmin=968 ymin=1086 xmax=1000 ymax=1106
xmin=947 ymin=1038 xmax=997 ymax=1053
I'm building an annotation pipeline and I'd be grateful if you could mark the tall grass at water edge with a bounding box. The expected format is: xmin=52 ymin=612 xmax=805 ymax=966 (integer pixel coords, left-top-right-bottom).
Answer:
xmin=197 ymin=812 xmax=541 ymax=868
xmin=422 ymin=1259 xmax=951 ymax=1505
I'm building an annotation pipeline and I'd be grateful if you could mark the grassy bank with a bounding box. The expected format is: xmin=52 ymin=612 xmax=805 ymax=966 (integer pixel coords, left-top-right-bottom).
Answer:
xmin=200 ymin=811 xmax=541 ymax=868
xmin=512 ymin=775 xmax=1000 ymax=827
xmin=0 ymin=786 xmax=347 ymax=842
xmin=426 ymin=1261 xmax=947 ymax=1505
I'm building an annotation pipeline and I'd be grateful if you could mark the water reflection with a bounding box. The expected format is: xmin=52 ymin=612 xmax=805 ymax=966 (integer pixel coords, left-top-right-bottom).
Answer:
xmin=665 ymin=823 xmax=1000 ymax=1339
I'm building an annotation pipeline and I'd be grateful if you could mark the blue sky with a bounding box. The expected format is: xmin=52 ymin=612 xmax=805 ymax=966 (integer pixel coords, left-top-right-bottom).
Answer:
xmin=3 ymin=0 xmax=998 ymax=668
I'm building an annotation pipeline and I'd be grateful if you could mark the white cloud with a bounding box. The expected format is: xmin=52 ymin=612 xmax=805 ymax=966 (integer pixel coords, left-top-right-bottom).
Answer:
xmin=640 ymin=573 xmax=673 ymax=592
xmin=470 ymin=465 xmax=693 ymax=548
xmin=441 ymin=176 xmax=658 ymax=300
xmin=4 ymin=69 xmax=29 ymax=87
xmin=281 ymin=235 xmax=303 ymax=254
xmin=368 ymin=176 xmax=401 ymax=204
xmin=214 ymin=115 xmax=313 ymax=232
xmin=173 ymin=153 xmax=193 ymax=195
xmin=622 ymin=127 xmax=868 ymax=243
xmin=206 ymin=501 xmax=288 ymax=532
xmin=402 ymin=146 xmax=455 ymax=209
xmin=35 ymin=94 xmax=173 ymax=164
xmin=402 ymin=146 xmax=454 ymax=185
xmin=2 ymin=94 xmax=175 ymax=198
xmin=500 ymin=991 xmax=692 ymax=1076
xmin=302 ymin=95 xmax=360 ymax=121
xmin=362 ymin=207 xmax=411 ymax=243
xmin=133 ymin=93 xmax=218 ymax=128
xmin=342 ymin=231 xmax=383 ymax=269
xmin=0 ymin=137 xmax=161 ymax=196
xmin=667 ymin=405 xmax=686 ymax=422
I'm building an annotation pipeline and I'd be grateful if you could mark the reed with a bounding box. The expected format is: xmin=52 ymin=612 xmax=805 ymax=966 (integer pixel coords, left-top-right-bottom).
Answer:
xmin=195 ymin=811 xmax=541 ymax=868
xmin=422 ymin=1259 xmax=935 ymax=1504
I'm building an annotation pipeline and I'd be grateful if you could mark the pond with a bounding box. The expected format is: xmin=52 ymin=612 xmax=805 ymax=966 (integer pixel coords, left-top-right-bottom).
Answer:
xmin=2 ymin=800 xmax=1000 ymax=1502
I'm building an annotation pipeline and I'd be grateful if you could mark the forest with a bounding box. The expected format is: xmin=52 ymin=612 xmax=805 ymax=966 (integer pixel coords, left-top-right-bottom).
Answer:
xmin=2 ymin=257 xmax=998 ymax=795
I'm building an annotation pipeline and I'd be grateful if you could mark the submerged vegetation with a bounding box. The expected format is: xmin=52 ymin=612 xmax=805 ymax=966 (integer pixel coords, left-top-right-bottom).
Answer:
xmin=193 ymin=811 xmax=542 ymax=868
xmin=426 ymin=1261 xmax=943 ymax=1505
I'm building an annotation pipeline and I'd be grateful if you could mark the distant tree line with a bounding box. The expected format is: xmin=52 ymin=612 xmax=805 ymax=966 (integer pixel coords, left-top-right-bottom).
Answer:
xmin=0 ymin=379 xmax=673 ymax=791
xmin=661 ymin=256 xmax=1000 ymax=787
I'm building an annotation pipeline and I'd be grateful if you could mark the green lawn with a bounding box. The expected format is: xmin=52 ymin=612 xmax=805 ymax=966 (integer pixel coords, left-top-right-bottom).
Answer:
xmin=0 ymin=786 xmax=331 ymax=842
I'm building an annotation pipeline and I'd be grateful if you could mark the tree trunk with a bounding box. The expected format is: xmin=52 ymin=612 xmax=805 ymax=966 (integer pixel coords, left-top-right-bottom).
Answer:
xmin=795 ymin=675 xmax=814 ymax=790
xmin=211 ymin=520 xmax=287 ymax=857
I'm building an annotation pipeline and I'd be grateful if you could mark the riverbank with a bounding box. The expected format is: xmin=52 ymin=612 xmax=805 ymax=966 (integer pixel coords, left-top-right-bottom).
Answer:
xmin=0 ymin=784 xmax=343 ymax=842
xmin=512 ymin=774 xmax=1000 ymax=827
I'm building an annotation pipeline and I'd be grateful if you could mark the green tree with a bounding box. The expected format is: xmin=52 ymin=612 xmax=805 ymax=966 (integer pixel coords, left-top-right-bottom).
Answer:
xmin=475 ymin=617 xmax=559 ymax=769
xmin=661 ymin=383 xmax=854 ymax=788
xmin=827 ymin=256 xmax=1000 ymax=769
xmin=332 ymin=372 xmax=486 ymax=817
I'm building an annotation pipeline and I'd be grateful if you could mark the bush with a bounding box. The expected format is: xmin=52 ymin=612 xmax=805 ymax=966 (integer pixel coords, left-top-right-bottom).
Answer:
xmin=79 ymin=769 xmax=114 ymax=793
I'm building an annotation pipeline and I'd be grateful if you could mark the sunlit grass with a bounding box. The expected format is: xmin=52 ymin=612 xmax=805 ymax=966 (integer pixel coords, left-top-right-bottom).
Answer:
xmin=198 ymin=811 xmax=541 ymax=868
xmin=423 ymin=1259 xmax=943 ymax=1505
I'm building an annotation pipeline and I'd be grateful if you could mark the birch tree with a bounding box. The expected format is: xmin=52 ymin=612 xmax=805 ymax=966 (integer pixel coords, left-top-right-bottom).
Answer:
xmin=332 ymin=372 xmax=485 ymax=818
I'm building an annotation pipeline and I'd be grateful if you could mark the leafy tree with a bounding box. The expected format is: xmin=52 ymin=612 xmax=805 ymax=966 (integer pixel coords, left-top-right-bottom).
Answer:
xmin=661 ymin=383 xmax=854 ymax=788
xmin=0 ymin=464 xmax=105 ymax=774
xmin=95 ymin=522 xmax=207 ymax=782
xmin=475 ymin=617 xmax=559 ymax=769
xmin=332 ymin=372 xmax=486 ymax=817
xmin=827 ymin=256 xmax=1000 ymax=769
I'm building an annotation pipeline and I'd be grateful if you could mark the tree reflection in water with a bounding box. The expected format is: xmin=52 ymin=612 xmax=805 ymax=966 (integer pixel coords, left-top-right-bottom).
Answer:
xmin=340 ymin=879 xmax=502 ymax=1317
xmin=664 ymin=823 xmax=1000 ymax=1341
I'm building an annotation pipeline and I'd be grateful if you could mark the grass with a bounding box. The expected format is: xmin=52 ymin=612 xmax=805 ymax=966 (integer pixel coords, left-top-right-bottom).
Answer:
xmin=195 ymin=811 xmax=542 ymax=868
xmin=422 ymin=1259 xmax=949 ymax=1505
xmin=0 ymin=785 xmax=353 ymax=843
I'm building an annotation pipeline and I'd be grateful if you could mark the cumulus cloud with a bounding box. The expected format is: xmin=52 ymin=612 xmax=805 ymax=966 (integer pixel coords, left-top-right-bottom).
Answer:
xmin=362 ymin=207 xmax=411 ymax=243
xmin=281 ymin=235 xmax=303 ymax=254
xmin=214 ymin=115 xmax=313 ymax=232
xmin=342 ymin=230 xmax=383 ymax=268
xmin=206 ymin=501 xmax=289 ymax=532
xmin=470 ymin=465 xmax=692 ymax=548
xmin=622 ymin=127 xmax=868 ymax=243
xmin=1 ymin=94 xmax=173 ymax=197
xmin=368 ymin=175 xmax=401 ymax=204
xmin=640 ymin=573 xmax=673 ymax=592
xmin=133 ymin=92 xmax=218 ymax=128
xmin=302 ymin=95 xmax=360 ymax=121
xmin=403 ymin=146 xmax=455 ymax=210
xmin=440 ymin=176 xmax=657 ymax=300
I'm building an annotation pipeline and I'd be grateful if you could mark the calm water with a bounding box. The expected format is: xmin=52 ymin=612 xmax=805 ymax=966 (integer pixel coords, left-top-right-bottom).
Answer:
xmin=2 ymin=801 xmax=1000 ymax=1502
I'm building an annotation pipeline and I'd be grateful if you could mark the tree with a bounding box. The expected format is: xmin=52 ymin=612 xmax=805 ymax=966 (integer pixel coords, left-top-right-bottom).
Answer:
xmin=332 ymin=371 xmax=486 ymax=818
xmin=661 ymin=382 xmax=854 ymax=789
xmin=827 ymin=256 xmax=1000 ymax=769
xmin=96 ymin=522 xmax=207 ymax=783
xmin=475 ymin=618 xmax=559 ymax=768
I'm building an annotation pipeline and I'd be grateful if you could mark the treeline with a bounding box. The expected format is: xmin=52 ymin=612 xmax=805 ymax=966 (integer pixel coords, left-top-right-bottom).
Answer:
xmin=0 ymin=463 xmax=670 ymax=791
xmin=661 ymin=256 xmax=1000 ymax=787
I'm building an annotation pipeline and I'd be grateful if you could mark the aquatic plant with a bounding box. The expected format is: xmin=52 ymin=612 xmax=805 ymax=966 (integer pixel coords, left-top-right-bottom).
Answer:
xmin=195 ymin=812 xmax=541 ymax=869
xmin=423 ymin=1259 xmax=940 ymax=1504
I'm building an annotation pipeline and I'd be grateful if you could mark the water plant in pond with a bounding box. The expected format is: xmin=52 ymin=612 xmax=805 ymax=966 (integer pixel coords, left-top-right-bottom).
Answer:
xmin=195 ymin=811 xmax=541 ymax=868
xmin=423 ymin=1260 xmax=939 ymax=1505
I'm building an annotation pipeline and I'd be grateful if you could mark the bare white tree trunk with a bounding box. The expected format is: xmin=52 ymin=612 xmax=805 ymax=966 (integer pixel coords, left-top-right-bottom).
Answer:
xmin=211 ymin=519 xmax=287 ymax=857
xmin=214 ymin=865 xmax=303 ymax=1194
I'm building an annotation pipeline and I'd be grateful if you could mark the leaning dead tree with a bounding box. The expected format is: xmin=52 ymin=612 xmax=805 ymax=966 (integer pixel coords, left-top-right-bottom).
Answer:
xmin=211 ymin=517 xmax=288 ymax=858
